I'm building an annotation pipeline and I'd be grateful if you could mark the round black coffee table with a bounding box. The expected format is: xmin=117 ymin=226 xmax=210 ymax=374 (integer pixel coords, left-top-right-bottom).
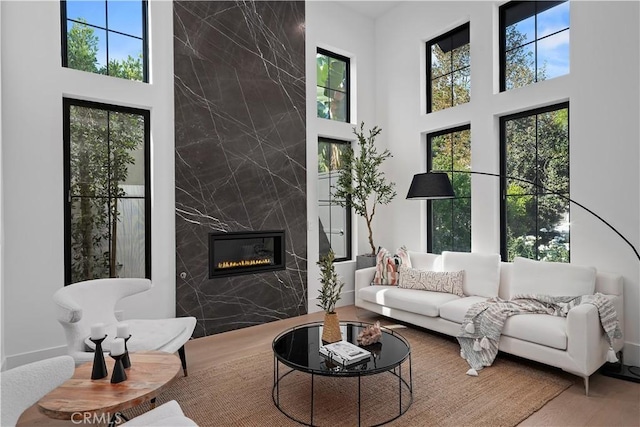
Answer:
xmin=272 ymin=321 xmax=412 ymax=426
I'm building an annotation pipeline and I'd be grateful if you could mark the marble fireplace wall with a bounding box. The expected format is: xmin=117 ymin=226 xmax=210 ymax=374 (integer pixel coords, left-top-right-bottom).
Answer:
xmin=173 ymin=1 xmax=307 ymax=338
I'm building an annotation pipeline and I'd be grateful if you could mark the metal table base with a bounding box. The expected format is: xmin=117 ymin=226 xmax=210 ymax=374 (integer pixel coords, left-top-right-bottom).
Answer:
xmin=273 ymin=353 xmax=412 ymax=426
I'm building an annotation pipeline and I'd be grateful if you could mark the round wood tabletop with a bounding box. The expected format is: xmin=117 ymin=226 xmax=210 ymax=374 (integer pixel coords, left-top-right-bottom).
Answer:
xmin=37 ymin=351 xmax=181 ymax=420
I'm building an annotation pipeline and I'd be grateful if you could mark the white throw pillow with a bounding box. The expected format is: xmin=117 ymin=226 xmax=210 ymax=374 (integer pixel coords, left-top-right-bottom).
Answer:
xmin=510 ymin=256 xmax=596 ymax=298
xmin=408 ymin=252 xmax=441 ymax=271
xmin=442 ymin=251 xmax=501 ymax=297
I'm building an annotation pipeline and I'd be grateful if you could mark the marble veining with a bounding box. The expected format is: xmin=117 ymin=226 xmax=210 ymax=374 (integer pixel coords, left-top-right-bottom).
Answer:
xmin=173 ymin=1 xmax=307 ymax=338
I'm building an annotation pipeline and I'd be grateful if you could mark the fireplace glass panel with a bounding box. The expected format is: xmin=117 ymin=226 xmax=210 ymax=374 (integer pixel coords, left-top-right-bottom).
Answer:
xmin=209 ymin=231 xmax=285 ymax=278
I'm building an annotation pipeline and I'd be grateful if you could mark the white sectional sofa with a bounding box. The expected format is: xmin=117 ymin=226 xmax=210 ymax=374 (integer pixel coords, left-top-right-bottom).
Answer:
xmin=355 ymin=251 xmax=624 ymax=394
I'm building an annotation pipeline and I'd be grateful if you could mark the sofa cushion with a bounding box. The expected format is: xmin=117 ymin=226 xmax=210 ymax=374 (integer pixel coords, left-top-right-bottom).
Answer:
xmin=509 ymin=257 xmax=596 ymax=298
xmin=442 ymin=251 xmax=501 ymax=298
xmin=359 ymin=286 xmax=459 ymax=317
xmin=408 ymin=251 xmax=441 ymax=270
xmin=439 ymin=296 xmax=488 ymax=323
xmin=502 ymin=314 xmax=567 ymax=350
xmin=373 ymin=247 xmax=411 ymax=285
xmin=398 ymin=267 xmax=464 ymax=297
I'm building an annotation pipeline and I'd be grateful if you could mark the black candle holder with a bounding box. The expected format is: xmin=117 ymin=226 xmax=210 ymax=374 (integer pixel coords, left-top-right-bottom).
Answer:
xmin=110 ymin=353 xmax=127 ymax=384
xmin=122 ymin=335 xmax=132 ymax=369
xmin=89 ymin=335 xmax=108 ymax=380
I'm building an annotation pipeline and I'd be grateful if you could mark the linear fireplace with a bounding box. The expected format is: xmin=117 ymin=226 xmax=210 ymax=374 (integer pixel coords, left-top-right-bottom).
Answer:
xmin=209 ymin=230 xmax=286 ymax=278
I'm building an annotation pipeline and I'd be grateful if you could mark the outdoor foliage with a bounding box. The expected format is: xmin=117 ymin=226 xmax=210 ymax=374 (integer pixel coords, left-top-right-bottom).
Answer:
xmin=430 ymin=26 xmax=470 ymax=112
xmin=67 ymin=19 xmax=144 ymax=81
xmin=317 ymin=52 xmax=348 ymax=121
xmin=333 ymin=123 xmax=396 ymax=256
xmin=505 ymin=107 xmax=569 ymax=262
xmin=68 ymin=20 xmax=144 ymax=282
xmin=429 ymin=21 xmax=569 ymax=261
xmin=430 ymin=129 xmax=471 ymax=253
xmin=318 ymin=140 xmax=347 ymax=173
xmin=316 ymin=250 xmax=344 ymax=314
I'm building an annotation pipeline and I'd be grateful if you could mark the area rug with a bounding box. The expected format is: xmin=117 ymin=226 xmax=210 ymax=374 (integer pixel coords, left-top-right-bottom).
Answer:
xmin=125 ymin=326 xmax=571 ymax=426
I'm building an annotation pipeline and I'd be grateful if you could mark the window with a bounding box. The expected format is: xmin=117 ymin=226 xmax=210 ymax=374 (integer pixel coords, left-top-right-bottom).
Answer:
xmin=500 ymin=1 xmax=570 ymax=91
xmin=61 ymin=0 xmax=148 ymax=82
xmin=427 ymin=126 xmax=471 ymax=253
xmin=64 ymin=99 xmax=150 ymax=285
xmin=316 ymin=49 xmax=350 ymax=122
xmin=427 ymin=23 xmax=470 ymax=113
xmin=318 ymin=138 xmax=351 ymax=261
xmin=501 ymin=103 xmax=569 ymax=262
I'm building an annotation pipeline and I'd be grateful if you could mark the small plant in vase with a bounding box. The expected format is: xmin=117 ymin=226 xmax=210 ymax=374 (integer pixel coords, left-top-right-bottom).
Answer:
xmin=317 ymin=250 xmax=344 ymax=343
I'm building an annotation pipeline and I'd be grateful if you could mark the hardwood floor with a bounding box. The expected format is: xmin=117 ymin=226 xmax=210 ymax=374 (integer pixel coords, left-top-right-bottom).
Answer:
xmin=19 ymin=305 xmax=640 ymax=426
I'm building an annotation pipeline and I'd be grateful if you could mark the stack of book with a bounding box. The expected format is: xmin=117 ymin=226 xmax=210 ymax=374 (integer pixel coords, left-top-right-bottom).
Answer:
xmin=319 ymin=340 xmax=371 ymax=366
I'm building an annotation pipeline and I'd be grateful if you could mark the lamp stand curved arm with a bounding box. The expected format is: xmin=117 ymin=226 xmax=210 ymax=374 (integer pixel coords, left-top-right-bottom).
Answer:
xmin=437 ymin=169 xmax=640 ymax=261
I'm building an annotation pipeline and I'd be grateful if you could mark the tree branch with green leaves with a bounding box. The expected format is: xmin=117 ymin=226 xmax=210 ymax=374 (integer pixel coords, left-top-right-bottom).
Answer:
xmin=333 ymin=123 xmax=396 ymax=256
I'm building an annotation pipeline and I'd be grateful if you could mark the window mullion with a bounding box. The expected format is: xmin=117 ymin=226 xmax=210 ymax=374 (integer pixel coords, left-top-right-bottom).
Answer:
xmin=104 ymin=0 xmax=109 ymax=76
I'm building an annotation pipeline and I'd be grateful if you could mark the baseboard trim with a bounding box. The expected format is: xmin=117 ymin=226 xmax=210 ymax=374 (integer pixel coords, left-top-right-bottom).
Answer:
xmin=3 ymin=345 xmax=68 ymax=370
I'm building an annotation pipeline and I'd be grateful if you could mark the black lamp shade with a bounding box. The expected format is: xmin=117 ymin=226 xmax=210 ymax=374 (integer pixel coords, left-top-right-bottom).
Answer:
xmin=406 ymin=172 xmax=455 ymax=200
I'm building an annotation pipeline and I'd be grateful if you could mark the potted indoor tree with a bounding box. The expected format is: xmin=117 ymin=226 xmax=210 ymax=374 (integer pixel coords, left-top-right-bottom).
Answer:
xmin=333 ymin=122 xmax=396 ymax=268
xmin=317 ymin=250 xmax=344 ymax=343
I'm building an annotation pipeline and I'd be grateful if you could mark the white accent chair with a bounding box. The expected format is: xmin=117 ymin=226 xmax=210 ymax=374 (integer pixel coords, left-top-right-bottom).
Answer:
xmin=0 ymin=356 xmax=75 ymax=426
xmin=122 ymin=400 xmax=197 ymax=426
xmin=53 ymin=278 xmax=197 ymax=376
xmin=0 ymin=355 xmax=197 ymax=426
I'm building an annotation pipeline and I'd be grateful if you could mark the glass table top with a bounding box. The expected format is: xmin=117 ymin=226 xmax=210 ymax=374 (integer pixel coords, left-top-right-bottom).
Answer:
xmin=272 ymin=321 xmax=411 ymax=377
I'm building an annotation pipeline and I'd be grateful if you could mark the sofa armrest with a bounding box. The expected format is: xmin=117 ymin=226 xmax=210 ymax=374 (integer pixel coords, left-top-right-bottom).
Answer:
xmin=355 ymin=267 xmax=376 ymax=296
xmin=565 ymin=296 xmax=623 ymax=376
xmin=566 ymin=304 xmax=603 ymax=375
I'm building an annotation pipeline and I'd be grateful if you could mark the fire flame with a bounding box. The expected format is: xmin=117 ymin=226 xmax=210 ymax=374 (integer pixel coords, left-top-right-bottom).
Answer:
xmin=217 ymin=258 xmax=272 ymax=269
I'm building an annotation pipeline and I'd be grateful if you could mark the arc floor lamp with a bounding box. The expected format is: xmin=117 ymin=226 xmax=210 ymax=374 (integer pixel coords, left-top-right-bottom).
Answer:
xmin=407 ymin=170 xmax=640 ymax=382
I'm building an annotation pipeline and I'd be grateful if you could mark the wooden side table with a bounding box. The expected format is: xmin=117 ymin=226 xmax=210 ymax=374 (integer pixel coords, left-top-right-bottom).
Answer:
xmin=38 ymin=351 xmax=181 ymax=425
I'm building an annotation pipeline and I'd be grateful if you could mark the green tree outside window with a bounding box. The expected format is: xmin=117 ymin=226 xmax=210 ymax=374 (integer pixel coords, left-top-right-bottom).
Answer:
xmin=65 ymin=17 xmax=148 ymax=283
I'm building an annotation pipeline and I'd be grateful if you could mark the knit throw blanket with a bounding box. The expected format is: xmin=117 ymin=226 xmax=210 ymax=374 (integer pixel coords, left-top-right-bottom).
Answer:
xmin=457 ymin=293 xmax=622 ymax=376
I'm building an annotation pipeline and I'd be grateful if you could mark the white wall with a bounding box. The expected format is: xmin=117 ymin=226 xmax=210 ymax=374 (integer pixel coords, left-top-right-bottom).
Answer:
xmin=374 ymin=1 xmax=640 ymax=365
xmin=2 ymin=0 xmax=638 ymax=368
xmin=0 ymin=1 xmax=176 ymax=368
xmin=0 ymin=0 xmax=5 ymax=370
xmin=306 ymin=1 xmax=378 ymax=312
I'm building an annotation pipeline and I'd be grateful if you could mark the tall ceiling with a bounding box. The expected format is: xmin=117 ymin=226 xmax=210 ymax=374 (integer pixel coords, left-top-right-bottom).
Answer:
xmin=338 ymin=1 xmax=401 ymax=19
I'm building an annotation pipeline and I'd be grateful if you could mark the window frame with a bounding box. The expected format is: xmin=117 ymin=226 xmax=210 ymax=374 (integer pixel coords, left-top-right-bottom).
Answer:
xmin=426 ymin=124 xmax=472 ymax=253
xmin=500 ymin=101 xmax=570 ymax=261
xmin=426 ymin=22 xmax=470 ymax=114
xmin=499 ymin=0 xmax=569 ymax=92
xmin=317 ymin=137 xmax=352 ymax=262
xmin=60 ymin=0 xmax=149 ymax=83
xmin=316 ymin=48 xmax=351 ymax=123
xmin=63 ymin=98 xmax=151 ymax=285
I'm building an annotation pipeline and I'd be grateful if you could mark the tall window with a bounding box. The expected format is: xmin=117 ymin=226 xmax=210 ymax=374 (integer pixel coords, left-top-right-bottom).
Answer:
xmin=500 ymin=1 xmax=570 ymax=91
xmin=316 ymin=49 xmax=350 ymax=122
xmin=318 ymin=138 xmax=351 ymax=261
xmin=64 ymin=99 xmax=150 ymax=285
xmin=427 ymin=23 xmax=470 ymax=113
xmin=61 ymin=0 xmax=148 ymax=82
xmin=427 ymin=126 xmax=471 ymax=253
xmin=501 ymin=103 xmax=569 ymax=262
